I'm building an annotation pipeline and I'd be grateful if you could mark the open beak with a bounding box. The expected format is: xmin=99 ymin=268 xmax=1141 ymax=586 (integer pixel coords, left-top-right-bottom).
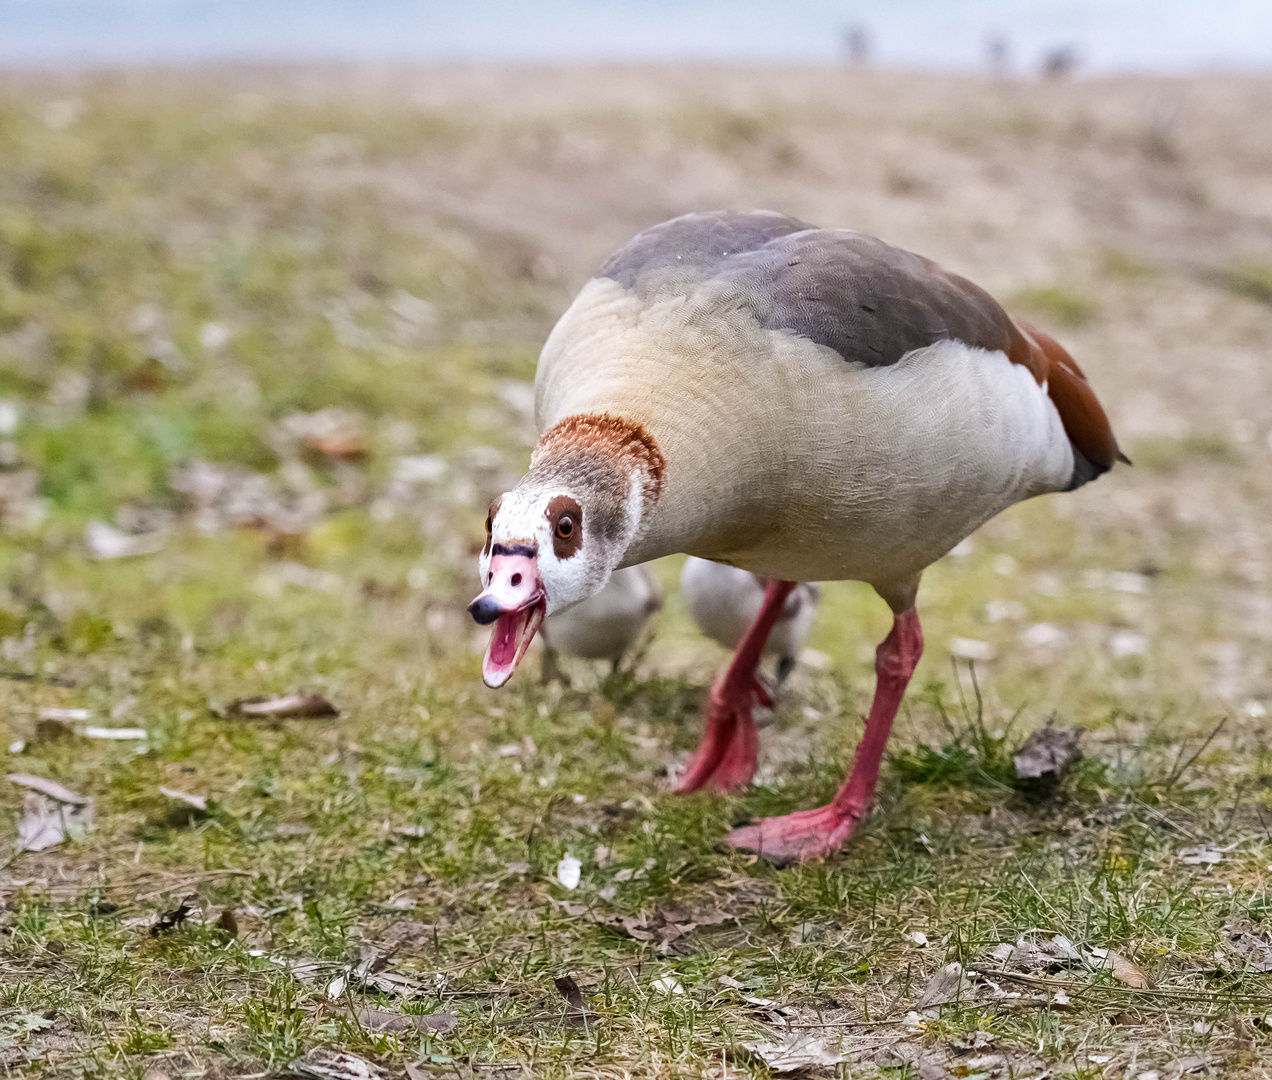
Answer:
xmin=468 ymin=552 xmax=545 ymax=688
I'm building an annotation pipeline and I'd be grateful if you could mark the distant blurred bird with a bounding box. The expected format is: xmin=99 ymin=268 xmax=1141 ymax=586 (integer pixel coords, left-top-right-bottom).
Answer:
xmin=681 ymin=558 xmax=819 ymax=685
xmin=541 ymin=564 xmax=661 ymax=679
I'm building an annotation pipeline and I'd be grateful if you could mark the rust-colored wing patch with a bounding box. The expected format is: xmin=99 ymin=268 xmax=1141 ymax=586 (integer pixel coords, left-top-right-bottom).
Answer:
xmin=1010 ymin=321 xmax=1127 ymax=485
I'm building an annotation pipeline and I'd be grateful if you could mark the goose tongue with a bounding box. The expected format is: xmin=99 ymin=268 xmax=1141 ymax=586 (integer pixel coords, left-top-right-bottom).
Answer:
xmin=482 ymin=600 xmax=545 ymax=687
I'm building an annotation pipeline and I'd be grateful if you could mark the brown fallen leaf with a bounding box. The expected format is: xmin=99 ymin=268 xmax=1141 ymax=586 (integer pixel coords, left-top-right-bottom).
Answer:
xmin=380 ymin=920 xmax=435 ymax=950
xmin=8 ymin=774 xmax=94 ymax=852
xmin=917 ymin=962 xmax=971 ymax=1011
xmin=159 ymin=786 xmax=209 ymax=813
xmin=742 ymin=1032 xmax=846 ymax=1072
xmin=1013 ymin=725 xmax=1084 ymax=780
xmin=1088 ymin=947 xmax=1150 ymax=989
xmin=228 ymin=694 xmax=339 ymax=719
xmin=353 ymin=1007 xmax=456 ymax=1034
xmin=35 ymin=717 xmax=78 ymax=742
xmin=282 ymin=408 xmax=368 ymax=464
xmin=290 ymin=1048 xmax=388 ymax=1080
xmin=217 ymin=909 xmax=239 ymax=938
xmin=1222 ymin=928 xmax=1272 ymax=973
xmin=553 ymin=975 xmax=594 ymax=1025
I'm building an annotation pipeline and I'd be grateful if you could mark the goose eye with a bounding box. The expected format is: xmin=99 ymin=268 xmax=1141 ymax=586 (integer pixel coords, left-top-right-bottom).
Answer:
xmin=485 ymin=515 xmax=492 ymax=537
xmin=555 ymin=515 xmax=574 ymax=540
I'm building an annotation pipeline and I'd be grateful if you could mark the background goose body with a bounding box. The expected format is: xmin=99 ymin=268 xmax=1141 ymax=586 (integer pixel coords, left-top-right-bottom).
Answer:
xmin=472 ymin=210 xmax=1123 ymax=862
xmin=541 ymin=563 xmax=660 ymax=667
xmin=680 ymin=557 xmax=819 ymax=683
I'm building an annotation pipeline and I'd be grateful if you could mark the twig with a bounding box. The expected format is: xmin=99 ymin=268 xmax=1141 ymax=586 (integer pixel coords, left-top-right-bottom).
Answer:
xmin=0 ymin=671 xmax=77 ymax=687
xmin=971 ymin=966 xmax=1272 ymax=1007
xmin=1164 ymin=717 xmax=1227 ymax=793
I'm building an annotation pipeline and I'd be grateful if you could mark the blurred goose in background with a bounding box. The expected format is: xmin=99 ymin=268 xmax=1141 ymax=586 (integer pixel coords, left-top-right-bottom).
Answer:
xmin=541 ymin=564 xmax=661 ymax=679
xmin=470 ymin=210 xmax=1124 ymax=861
xmin=681 ymin=557 xmax=819 ymax=684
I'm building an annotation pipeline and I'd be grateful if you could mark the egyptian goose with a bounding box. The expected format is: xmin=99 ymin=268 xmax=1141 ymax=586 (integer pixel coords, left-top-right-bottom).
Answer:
xmin=540 ymin=563 xmax=661 ymax=676
xmin=681 ymin=557 xmax=819 ymax=684
xmin=468 ymin=211 xmax=1124 ymax=862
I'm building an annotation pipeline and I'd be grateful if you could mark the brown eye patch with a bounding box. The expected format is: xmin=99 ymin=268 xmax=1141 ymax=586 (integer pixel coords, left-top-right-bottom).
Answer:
xmin=546 ymin=495 xmax=583 ymax=559
xmin=482 ymin=495 xmax=503 ymax=557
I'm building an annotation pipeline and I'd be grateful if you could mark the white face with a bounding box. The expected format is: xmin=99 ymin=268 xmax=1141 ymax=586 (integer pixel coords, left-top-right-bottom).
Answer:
xmin=469 ymin=483 xmax=623 ymax=687
xmin=477 ymin=486 xmax=614 ymax=617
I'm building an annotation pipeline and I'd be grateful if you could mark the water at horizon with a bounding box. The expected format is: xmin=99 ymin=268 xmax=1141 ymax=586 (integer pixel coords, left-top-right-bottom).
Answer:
xmin=1 ymin=0 xmax=1270 ymax=73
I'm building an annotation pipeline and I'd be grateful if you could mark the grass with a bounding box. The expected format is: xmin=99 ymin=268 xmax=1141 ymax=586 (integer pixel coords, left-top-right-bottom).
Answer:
xmin=0 ymin=64 xmax=1270 ymax=1078
xmin=1008 ymin=285 xmax=1098 ymax=330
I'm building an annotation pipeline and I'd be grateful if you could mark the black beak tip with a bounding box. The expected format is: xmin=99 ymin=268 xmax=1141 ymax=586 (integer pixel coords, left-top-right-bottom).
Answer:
xmin=468 ymin=596 xmax=502 ymax=626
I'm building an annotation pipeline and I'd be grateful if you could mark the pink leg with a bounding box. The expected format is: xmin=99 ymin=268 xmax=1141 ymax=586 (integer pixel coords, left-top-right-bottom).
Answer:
xmin=676 ymin=579 xmax=797 ymax=794
xmin=727 ymin=607 xmax=924 ymax=863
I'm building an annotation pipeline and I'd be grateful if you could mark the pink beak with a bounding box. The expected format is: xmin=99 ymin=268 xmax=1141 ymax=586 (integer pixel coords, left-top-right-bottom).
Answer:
xmin=468 ymin=552 xmax=545 ymax=688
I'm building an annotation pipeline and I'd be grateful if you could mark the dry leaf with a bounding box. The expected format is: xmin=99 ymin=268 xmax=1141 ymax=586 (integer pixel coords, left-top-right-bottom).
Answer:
xmin=742 ymin=1033 xmax=846 ymax=1072
xmin=1222 ymin=929 xmax=1272 ymax=972
xmin=228 ymin=694 xmax=339 ymax=719
xmin=150 ymin=895 xmax=199 ymax=936
xmin=363 ymin=971 xmax=428 ymax=997
xmin=951 ymin=1031 xmax=996 ymax=1052
xmin=217 ymin=909 xmax=239 ymax=938
xmin=556 ymin=853 xmax=581 ymax=890
xmin=1179 ymin=845 xmax=1224 ymax=866
xmin=651 ymin=974 xmax=684 ymax=995
xmin=917 ymin=962 xmax=970 ymax=1010
xmin=1046 ymin=934 xmax=1083 ymax=962
xmin=86 ymin=519 xmax=166 ymax=559
xmin=290 ymin=1048 xmax=388 ymax=1080
xmin=84 ymin=726 xmax=148 ymax=740
xmin=1013 ymin=725 xmax=1084 ymax=780
xmin=553 ymin=975 xmax=586 ymax=1012
xmin=15 ymin=790 xmax=91 ymax=851
xmin=380 ymin=920 xmax=435 ymax=950
xmin=159 ymin=786 xmax=208 ymax=812
xmin=282 ymin=408 xmax=368 ymax=464
xmin=269 ymin=955 xmax=330 ymax=982
xmin=8 ymin=773 xmax=91 ymax=805
xmin=34 ymin=717 xmax=77 ymax=742
xmin=1088 ymin=947 xmax=1150 ymax=988
xmin=8 ymin=773 xmax=93 ymax=852
xmin=350 ymin=944 xmax=388 ymax=980
xmin=353 ymin=1007 xmax=455 ymax=1034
